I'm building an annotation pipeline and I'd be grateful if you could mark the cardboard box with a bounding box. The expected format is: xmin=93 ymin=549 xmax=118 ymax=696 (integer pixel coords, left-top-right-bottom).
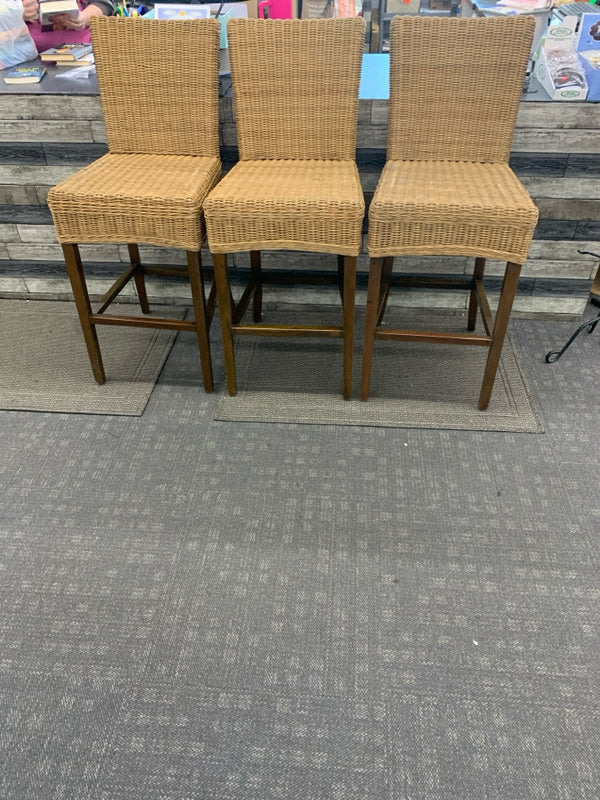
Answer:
xmin=533 ymin=16 xmax=588 ymax=101
xmin=576 ymin=13 xmax=600 ymax=102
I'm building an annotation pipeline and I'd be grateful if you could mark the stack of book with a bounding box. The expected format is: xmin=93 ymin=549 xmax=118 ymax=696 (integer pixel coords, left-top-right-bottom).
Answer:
xmin=39 ymin=43 xmax=95 ymax=68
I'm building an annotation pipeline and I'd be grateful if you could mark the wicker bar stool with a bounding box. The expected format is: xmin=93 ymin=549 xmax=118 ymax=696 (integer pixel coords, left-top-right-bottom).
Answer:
xmin=360 ymin=16 xmax=539 ymax=410
xmin=47 ymin=17 xmax=221 ymax=392
xmin=204 ymin=18 xmax=366 ymax=400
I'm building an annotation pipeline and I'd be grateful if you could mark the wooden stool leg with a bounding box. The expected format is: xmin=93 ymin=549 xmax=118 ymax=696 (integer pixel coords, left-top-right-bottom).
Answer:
xmin=186 ymin=250 xmax=214 ymax=393
xmin=377 ymin=256 xmax=394 ymax=326
xmin=213 ymin=252 xmax=237 ymax=396
xmin=468 ymin=257 xmax=486 ymax=331
xmin=251 ymin=250 xmax=262 ymax=323
xmin=479 ymin=261 xmax=521 ymax=410
xmin=342 ymin=255 xmax=357 ymax=400
xmin=62 ymin=242 xmax=105 ymax=384
xmin=337 ymin=255 xmax=345 ymax=305
xmin=360 ymin=256 xmax=384 ymax=402
xmin=128 ymin=243 xmax=150 ymax=314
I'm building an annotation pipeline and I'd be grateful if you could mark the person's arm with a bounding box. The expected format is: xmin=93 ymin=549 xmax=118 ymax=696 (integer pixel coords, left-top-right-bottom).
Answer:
xmin=22 ymin=0 xmax=40 ymax=21
xmin=85 ymin=0 xmax=116 ymax=17
xmin=59 ymin=0 xmax=115 ymax=30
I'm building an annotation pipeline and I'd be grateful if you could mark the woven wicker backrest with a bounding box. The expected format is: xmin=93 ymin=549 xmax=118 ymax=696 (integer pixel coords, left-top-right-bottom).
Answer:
xmin=90 ymin=17 xmax=220 ymax=157
xmin=388 ymin=16 xmax=534 ymax=163
xmin=227 ymin=18 xmax=366 ymax=161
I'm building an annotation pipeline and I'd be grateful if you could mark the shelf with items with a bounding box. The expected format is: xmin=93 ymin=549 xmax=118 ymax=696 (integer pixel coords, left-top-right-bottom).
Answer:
xmin=369 ymin=0 xmax=460 ymax=52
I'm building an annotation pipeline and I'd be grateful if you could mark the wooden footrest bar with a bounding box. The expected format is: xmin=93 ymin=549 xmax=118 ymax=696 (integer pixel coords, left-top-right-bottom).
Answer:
xmin=375 ymin=328 xmax=492 ymax=346
xmin=474 ymin=279 xmax=493 ymax=335
xmin=89 ymin=313 xmax=197 ymax=331
xmin=245 ymin=270 xmax=344 ymax=287
xmin=232 ymin=323 xmax=343 ymax=338
xmin=390 ymin=275 xmax=474 ymax=291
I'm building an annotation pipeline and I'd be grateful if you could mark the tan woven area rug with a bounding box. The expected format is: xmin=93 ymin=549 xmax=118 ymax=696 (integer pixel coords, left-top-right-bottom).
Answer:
xmin=0 ymin=300 xmax=183 ymax=416
xmin=216 ymin=309 xmax=543 ymax=433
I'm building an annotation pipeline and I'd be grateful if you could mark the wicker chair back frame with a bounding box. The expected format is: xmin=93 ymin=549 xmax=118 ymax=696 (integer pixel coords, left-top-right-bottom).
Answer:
xmin=387 ymin=16 xmax=535 ymax=163
xmin=227 ymin=17 xmax=366 ymax=161
xmin=91 ymin=16 xmax=221 ymax=157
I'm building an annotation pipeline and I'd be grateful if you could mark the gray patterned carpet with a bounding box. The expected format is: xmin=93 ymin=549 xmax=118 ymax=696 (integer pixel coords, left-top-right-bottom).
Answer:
xmin=1 ymin=301 xmax=599 ymax=799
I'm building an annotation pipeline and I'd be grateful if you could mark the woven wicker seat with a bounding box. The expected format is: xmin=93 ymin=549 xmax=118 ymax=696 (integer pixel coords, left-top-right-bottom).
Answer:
xmin=47 ymin=18 xmax=221 ymax=392
xmin=204 ymin=160 xmax=364 ymax=255
xmin=204 ymin=18 xmax=366 ymax=400
xmin=361 ymin=16 xmax=539 ymax=410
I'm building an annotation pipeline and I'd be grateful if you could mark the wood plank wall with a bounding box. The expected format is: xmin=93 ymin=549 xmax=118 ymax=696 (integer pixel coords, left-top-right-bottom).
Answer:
xmin=0 ymin=94 xmax=598 ymax=315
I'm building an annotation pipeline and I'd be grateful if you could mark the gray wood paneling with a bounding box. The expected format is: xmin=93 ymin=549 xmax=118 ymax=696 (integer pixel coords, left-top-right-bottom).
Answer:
xmin=0 ymin=95 xmax=102 ymax=121
xmin=42 ymin=143 xmax=108 ymax=166
xmin=91 ymin=121 xmax=108 ymax=143
xmin=220 ymin=123 xmax=238 ymax=147
xmin=0 ymin=121 xmax=94 ymax=144
xmin=0 ymin=223 xmax=19 ymax=242
xmin=0 ymin=186 xmax=40 ymax=205
xmin=575 ymin=221 xmax=600 ymax=240
xmin=219 ymin=97 xmax=234 ymax=122
xmin=0 ymin=205 xmax=53 ymax=224
xmin=510 ymin=153 xmax=568 ymax=177
xmin=512 ymin=129 xmax=599 ymax=154
xmin=516 ymin=102 xmax=600 ymax=129
xmin=35 ymin=187 xmax=50 ymax=204
xmin=0 ymin=144 xmax=45 ymax=165
xmin=360 ymin=172 xmax=382 ymax=192
xmin=6 ymin=243 xmax=121 ymax=261
xmin=16 ymin=225 xmax=57 ymax=243
xmin=534 ymin=219 xmax=578 ymax=240
xmin=528 ymin=240 xmax=600 ymax=260
xmin=357 ymin=127 xmax=388 ymax=148
xmin=124 ymin=246 xmax=189 ymax=266
xmin=0 ymin=165 xmax=79 ymax=186
xmin=523 ymin=178 xmax=600 ymax=199
xmin=536 ymin=198 xmax=600 ymax=220
xmin=485 ymin=259 xmax=596 ymax=279
xmin=565 ymin=154 xmax=600 ymax=177
xmin=369 ymin=101 xmax=388 ymax=125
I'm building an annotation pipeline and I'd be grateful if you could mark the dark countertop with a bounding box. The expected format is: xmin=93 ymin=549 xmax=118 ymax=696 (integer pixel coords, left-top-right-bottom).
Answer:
xmin=0 ymin=60 xmax=99 ymax=96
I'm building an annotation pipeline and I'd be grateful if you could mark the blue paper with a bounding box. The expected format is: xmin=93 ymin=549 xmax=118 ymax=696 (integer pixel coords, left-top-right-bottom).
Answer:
xmin=359 ymin=54 xmax=390 ymax=100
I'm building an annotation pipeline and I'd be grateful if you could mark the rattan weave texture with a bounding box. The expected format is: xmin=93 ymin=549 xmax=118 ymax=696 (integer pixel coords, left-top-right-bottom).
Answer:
xmin=205 ymin=160 xmax=364 ymax=254
xmin=204 ymin=18 xmax=366 ymax=400
xmin=50 ymin=154 xmax=221 ymax=249
xmin=46 ymin=17 xmax=222 ymax=394
xmin=92 ymin=17 xmax=220 ymax=157
xmin=368 ymin=160 xmax=538 ymax=261
xmin=48 ymin=18 xmax=222 ymax=250
xmin=205 ymin=18 xmax=366 ymax=255
xmin=369 ymin=16 xmax=538 ymax=261
xmin=387 ymin=16 xmax=534 ymax=163
xmin=227 ymin=18 xmax=366 ymax=162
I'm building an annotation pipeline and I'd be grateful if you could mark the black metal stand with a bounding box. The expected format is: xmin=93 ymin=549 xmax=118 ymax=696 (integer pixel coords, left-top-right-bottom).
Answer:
xmin=545 ymin=312 xmax=600 ymax=363
xmin=545 ymin=250 xmax=600 ymax=363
